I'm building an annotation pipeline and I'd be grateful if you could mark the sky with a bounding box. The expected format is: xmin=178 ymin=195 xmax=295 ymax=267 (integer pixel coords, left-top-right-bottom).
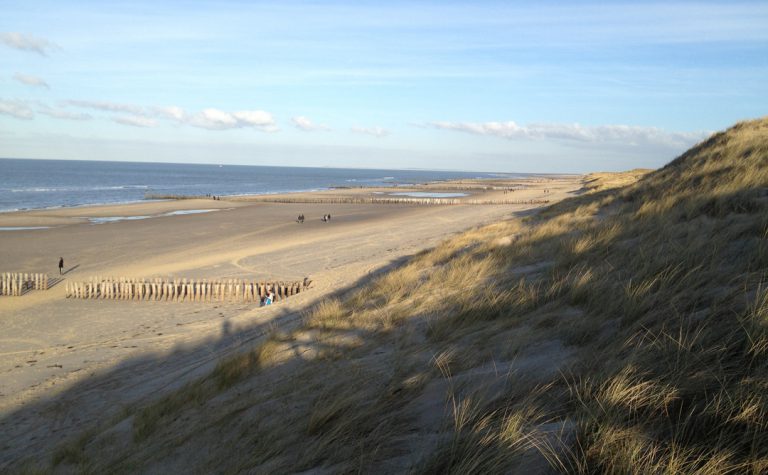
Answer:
xmin=1 ymin=0 xmax=766 ymax=173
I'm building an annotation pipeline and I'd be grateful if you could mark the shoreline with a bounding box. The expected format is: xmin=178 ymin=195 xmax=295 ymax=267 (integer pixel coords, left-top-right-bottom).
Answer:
xmin=0 ymin=176 xmax=580 ymax=228
xmin=0 ymin=171 xmax=581 ymax=216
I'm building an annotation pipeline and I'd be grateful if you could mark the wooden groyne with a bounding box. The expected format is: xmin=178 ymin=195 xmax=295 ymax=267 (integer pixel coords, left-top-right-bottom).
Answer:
xmin=238 ymin=197 xmax=551 ymax=206
xmin=145 ymin=192 xmax=550 ymax=206
xmin=0 ymin=272 xmax=49 ymax=296
xmin=65 ymin=277 xmax=309 ymax=303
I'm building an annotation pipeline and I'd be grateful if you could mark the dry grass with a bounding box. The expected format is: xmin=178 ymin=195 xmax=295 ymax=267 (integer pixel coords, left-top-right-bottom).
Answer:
xmin=44 ymin=117 xmax=768 ymax=473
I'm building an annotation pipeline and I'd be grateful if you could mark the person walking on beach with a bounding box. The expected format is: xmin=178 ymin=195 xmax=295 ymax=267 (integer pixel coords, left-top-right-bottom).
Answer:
xmin=58 ymin=257 xmax=64 ymax=275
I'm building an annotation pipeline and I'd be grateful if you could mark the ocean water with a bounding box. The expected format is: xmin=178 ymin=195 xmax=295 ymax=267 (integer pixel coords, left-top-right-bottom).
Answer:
xmin=0 ymin=158 xmax=520 ymax=212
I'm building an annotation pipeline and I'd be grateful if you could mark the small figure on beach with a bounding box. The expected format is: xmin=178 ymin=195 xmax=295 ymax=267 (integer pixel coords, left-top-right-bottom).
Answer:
xmin=58 ymin=257 xmax=64 ymax=275
xmin=262 ymin=290 xmax=274 ymax=306
xmin=298 ymin=214 xmax=305 ymax=223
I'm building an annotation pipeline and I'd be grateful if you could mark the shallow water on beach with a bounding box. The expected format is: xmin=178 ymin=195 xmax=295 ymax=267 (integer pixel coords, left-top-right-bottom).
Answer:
xmin=86 ymin=209 xmax=223 ymax=224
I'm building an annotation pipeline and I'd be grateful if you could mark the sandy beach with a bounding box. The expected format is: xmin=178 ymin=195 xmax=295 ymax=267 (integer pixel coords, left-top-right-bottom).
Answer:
xmin=0 ymin=175 xmax=580 ymax=466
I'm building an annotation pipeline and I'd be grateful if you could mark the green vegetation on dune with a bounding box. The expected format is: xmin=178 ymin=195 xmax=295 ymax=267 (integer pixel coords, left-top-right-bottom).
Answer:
xmin=48 ymin=118 xmax=768 ymax=473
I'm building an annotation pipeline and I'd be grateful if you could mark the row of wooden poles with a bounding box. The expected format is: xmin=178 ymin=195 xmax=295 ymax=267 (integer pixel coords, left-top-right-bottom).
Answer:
xmin=65 ymin=277 xmax=307 ymax=303
xmin=244 ymin=197 xmax=552 ymax=206
xmin=0 ymin=272 xmax=49 ymax=296
xmin=144 ymin=193 xmax=551 ymax=206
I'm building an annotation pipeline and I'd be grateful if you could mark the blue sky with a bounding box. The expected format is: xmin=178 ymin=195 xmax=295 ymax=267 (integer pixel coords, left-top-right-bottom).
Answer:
xmin=1 ymin=1 xmax=766 ymax=172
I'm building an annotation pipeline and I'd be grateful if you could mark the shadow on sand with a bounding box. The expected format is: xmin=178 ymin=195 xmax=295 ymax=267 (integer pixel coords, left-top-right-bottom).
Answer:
xmin=0 ymin=254 xmax=414 ymax=471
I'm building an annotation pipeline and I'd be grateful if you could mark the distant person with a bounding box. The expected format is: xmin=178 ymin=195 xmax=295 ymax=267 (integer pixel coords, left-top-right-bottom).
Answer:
xmin=58 ymin=257 xmax=64 ymax=275
xmin=264 ymin=291 xmax=273 ymax=306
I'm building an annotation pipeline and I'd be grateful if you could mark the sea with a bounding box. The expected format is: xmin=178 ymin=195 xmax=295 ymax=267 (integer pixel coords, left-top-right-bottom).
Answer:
xmin=0 ymin=158 xmax=522 ymax=213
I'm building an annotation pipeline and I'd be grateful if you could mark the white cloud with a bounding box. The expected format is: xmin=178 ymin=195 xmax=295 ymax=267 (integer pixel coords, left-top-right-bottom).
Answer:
xmin=154 ymin=105 xmax=186 ymax=121
xmin=5 ymin=97 xmax=278 ymax=131
xmin=427 ymin=121 xmax=709 ymax=149
xmin=113 ymin=116 xmax=157 ymax=128
xmin=0 ymin=99 xmax=91 ymax=121
xmin=0 ymin=32 xmax=56 ymax=56
xmin=67 ymin=99 xmax=149 ymax=116
xmin=0 ymin=99 xmax=34 ymax=119
xmin=187 ymin=108 xmax=277 ymax=131
xmin=292 ymin=116 xmax=330 ymax=131
xmin=13 ymin=73 xmax=50 ymax=88
xmin=351 ymin=125 xmax=389 ymax=137
xmin=36 ymin=103 xmax=91 ymax=120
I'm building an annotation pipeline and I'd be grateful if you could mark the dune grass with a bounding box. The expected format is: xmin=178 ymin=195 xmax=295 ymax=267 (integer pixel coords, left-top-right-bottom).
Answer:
xmin=42 ymin=117 xmax=768 ymax=473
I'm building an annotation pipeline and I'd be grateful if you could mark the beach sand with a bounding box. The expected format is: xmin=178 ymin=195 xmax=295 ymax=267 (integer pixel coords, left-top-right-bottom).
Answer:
xmin=0 ymin=175 xmax=580 ymax=466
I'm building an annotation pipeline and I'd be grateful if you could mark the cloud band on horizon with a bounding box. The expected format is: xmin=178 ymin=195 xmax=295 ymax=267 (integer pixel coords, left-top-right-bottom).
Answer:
xmin=426 ymin=120 xmax=710 ymax=149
